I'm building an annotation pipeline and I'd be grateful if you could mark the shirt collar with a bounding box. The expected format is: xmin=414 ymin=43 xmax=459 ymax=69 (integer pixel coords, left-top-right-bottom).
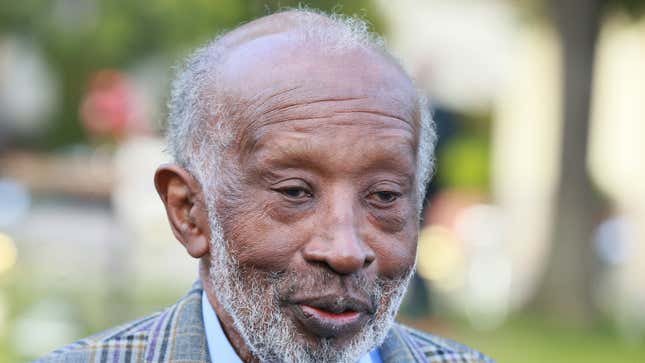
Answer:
xmin=202 ymin=290 xmax=243 ymax=363
xmin=201 ymin=291 xmax=380 ymax=363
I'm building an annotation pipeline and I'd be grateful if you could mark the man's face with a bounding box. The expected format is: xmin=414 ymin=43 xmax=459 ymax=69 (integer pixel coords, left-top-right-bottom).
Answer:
xmin=206 ymin=35 xmax=420 ymax=362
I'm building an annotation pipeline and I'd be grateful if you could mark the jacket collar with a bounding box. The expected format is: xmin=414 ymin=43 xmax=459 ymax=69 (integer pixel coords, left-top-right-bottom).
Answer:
xmin=143 ymin=281 xmax=208 ymax=362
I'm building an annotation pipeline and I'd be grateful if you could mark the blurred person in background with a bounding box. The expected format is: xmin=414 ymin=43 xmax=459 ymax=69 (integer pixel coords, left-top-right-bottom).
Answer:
xmin=36 ymin=9 xmax=494 ymax=363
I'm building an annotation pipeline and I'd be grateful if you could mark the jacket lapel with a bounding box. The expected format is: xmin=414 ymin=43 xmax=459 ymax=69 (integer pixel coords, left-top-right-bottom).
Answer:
xmin=144 ymin=281 xmax=209 ymax=362
xmin=380 ymin=324 xmax=426 ymax=363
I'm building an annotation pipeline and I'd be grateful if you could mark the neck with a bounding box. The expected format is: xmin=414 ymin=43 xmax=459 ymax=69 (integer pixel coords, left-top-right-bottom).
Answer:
xmin=199 ymin=258 xmax=259 ymax=363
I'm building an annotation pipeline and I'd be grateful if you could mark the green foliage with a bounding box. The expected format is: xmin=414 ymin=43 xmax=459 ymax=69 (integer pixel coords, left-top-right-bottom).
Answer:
xmin=515 ymin=0 xmax=645 ymax=23
xmin=400 ymin=314 xmax=645 ymax=363
xmin=607 ymin=0 xmax=645 ymax=18
xmin=452 ymin=316 xmax=645 ymax=363
xmin=0 ymin=0 xmax=383 ymax=149
xmin=438 ymin=136 xmax=491 ymax=191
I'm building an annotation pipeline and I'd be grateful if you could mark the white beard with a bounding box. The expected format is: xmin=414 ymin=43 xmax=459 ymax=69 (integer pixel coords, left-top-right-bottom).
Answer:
xmin=206 ymin=208 xmax=414 ymax=363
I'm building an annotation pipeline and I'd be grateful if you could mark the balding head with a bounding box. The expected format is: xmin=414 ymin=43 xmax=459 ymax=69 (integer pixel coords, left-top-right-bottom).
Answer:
xmin=217 ymin=10 xmax=382 ymax=51
xmin=166 ymin=9 xmax=435 ymax=208
xmin=157 ymin=9 xmax=438 ymax=363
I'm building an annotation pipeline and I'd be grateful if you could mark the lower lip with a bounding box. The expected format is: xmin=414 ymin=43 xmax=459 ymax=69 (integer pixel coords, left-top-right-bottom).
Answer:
xmin=293 ymin=304 xmax=367 ymax=338
xmin=300 ymin=305 xmax=362 ymax=323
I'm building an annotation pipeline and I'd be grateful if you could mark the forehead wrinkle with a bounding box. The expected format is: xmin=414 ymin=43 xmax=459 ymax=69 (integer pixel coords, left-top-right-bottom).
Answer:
xmin=332 ymin=110 xmax=414 ymax=131
xmin=244 ymin=89 xmax=416 ymax=135
xmin=241 ymin=107 xmax=415 ymax=167
xmin=252 ymin=130 xmax=416 ymax=179
xmin=243 ymin=89 xmax=371 ymax=138
xmin=240 ymin=112 xmax=416 ymax=163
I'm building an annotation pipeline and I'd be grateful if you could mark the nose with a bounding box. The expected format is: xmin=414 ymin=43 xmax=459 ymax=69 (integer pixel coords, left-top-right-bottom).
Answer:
xmin=302 ymin=191 xmax=375 ymax=275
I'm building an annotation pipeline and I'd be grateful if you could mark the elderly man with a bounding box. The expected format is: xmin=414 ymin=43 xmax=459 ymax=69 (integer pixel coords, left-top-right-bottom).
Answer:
xmin=39 ymin=9 xmax=494 ymax=363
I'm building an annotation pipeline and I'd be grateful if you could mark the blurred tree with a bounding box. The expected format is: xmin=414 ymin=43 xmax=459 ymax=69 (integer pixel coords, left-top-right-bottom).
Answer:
xmin=527 ymin=0 xmax=645 ymax=325
xmin=0 ymin=0 xmax=382 ymax=149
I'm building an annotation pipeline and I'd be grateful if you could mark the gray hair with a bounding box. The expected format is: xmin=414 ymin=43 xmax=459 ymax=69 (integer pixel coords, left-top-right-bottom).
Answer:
xmin=165 ymin=9 xmax=436 ymax=210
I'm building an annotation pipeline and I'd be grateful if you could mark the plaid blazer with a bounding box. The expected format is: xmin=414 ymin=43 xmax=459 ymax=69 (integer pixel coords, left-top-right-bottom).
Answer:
xmin=36 ymin=281 xmax=495 ymax=363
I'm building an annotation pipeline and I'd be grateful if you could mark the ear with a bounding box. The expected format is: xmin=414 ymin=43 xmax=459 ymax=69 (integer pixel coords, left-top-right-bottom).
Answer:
xmin=154 ymin=163 xmax=211 ymax=258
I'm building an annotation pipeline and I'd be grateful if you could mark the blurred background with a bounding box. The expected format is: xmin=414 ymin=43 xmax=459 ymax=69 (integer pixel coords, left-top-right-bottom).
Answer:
xmin=1 ymin=0 xmax=644 ymax=362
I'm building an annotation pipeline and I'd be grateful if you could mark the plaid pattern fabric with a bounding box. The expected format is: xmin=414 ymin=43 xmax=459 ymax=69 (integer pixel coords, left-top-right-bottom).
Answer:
xmin=381 ymin=325 xmax=495 ymax=363
xmin=36 ymin=281 xmax=495 ymax=363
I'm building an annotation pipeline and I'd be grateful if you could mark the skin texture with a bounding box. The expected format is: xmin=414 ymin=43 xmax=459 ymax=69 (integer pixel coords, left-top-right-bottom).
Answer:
xmin=155 ymin=13 xmax=421 ymax=363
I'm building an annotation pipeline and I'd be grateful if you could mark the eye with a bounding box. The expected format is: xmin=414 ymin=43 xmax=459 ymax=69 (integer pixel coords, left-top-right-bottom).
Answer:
xmin=374 ymin=191 xmax=399 ymax=202
xmin=367 ymin=190 xmax=402 ymax=207
xmin=280 ymin=187 xmax=311 ymax=199
xmin=271 ymin=180 xmax=313 ymax=203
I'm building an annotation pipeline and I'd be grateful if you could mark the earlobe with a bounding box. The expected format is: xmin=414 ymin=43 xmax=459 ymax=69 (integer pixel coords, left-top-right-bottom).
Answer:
xmin=185 ymin=232 xmax=209 ymax=257
xmin=154 ymin=164 xmax=211 ymax=258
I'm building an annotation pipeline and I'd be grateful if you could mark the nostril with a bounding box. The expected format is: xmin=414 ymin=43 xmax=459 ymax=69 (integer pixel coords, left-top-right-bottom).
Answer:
xmin=363 ymin=259 xmax=372 ymax=268
xmin=363 ymin=248 xmax=375 ymax=267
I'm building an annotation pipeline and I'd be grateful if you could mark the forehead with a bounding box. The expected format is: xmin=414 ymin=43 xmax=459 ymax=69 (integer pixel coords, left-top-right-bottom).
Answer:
xmin=217 ymin=33 xmax=419 ymax=159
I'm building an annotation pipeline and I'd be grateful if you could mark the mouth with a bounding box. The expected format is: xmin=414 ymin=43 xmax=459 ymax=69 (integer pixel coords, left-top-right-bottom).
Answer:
xmin=288 ymin=296 xmax=373 ymax=338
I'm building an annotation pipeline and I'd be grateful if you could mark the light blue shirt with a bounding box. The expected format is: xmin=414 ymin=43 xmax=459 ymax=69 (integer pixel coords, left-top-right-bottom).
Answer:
xmin=202 ymin=291 xmax=382 ymax=363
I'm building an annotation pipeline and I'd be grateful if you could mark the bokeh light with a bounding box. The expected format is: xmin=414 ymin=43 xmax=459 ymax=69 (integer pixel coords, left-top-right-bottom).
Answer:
xmin=0 ymin=233 xmax=18 ymax=275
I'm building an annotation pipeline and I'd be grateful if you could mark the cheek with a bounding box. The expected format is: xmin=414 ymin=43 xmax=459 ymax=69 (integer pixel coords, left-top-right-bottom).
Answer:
xmin=365 ymin=203 xmax=418 ymax=278
xmin=217 ymin=188 xmax=311 ymax=271
xmin=367 ymin=209 xmax=406 ymax=234
xmin=368 ymin=221 xmax=418 ymax=280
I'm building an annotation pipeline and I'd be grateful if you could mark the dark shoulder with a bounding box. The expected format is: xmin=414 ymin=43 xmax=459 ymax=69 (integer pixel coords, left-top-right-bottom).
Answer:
xmin=389 ymin=323 xmax=496 ymax=363
xmin=33 ymin=312 xmax=160 ymax=363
